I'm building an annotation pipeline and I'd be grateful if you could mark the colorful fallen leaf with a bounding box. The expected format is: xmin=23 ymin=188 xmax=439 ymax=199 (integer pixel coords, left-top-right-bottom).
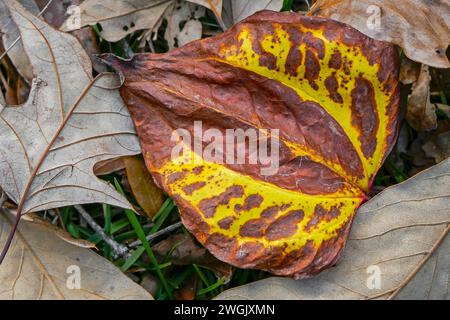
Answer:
xmin=103 ymin=10 xmax=400 ymax=278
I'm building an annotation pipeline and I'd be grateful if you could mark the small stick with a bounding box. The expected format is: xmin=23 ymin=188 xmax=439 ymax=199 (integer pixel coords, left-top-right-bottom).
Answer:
xmin=74 ymin=205 xmax=130 ymax=259
xmin=129 ymin=221 xmax=183 ymax=248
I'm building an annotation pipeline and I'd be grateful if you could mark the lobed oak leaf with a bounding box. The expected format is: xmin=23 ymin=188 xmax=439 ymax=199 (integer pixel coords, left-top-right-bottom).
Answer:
xmin=0 ymin=0 xmax=141 ymax=260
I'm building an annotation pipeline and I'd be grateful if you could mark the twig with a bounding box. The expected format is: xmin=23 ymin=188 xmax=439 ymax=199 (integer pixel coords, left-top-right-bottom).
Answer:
xmin=74 ymin=205 xmax=130 ymax=259
xmin=129 ymin=221 xmax=183 ymax=248
xmin=0 ymin=0 xmax=55 ymax=63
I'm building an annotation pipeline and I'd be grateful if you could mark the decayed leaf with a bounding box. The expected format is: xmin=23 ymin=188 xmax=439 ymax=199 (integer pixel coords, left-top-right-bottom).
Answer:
xmin=0 ymin=0 xmax=39 ymax=83
xmin=34 ymin=0 xmax=81 ymax=28
xmin=177 ymin=19 xmax=203 ymax=47
xmin=60 ymin=0 xmax=173 ymax=42
xmin=164 ymin=1 xmax=205 ymax=50
xmin=0 ymin=1 xmax=140 ymax=216
xmin=174 ymin=274 xmax=198 ymax=300
xmin=422 ymin=120 xmax=450 ymax=164
xmin=188 ymin=0 xmax=223 ymax=26
xmin=309 ymin=0 xmax=450 ymax=69
xmin=153 ymin=233 xmax=233 ymax=281
xmin=103 ymin=11 xmax=400 ymax=278
xmin=93 ymin=157 xmax=126 ymax=176
xmin=222 ymin=0 xmax=283 ymax=26
xmin=399 ymin=58 xmax=421 ymax=85
xmin=124 ymin=156 xmax=164 ymax=218
xmin=32 ymin=0 xmax=107 ymax=73
xmin=0 ymin=211 xmax=152 ymax=299
xmin=189 ymin=0 xmax=222 ymax=16
xmin=406 ymin=65 xmax=437 ymax=132
xmin=216 ymin=159 xmax=450 ymax=300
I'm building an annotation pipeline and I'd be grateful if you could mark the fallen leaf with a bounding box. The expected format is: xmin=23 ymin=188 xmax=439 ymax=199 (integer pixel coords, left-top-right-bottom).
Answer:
xmin=407 ymin=132 xmax=436 ymax=169
xmin=20 ymin=214 xmax=98 ymax=249
xmin=422 ymin=120 xmax=450 ymax=163
xmin=32 ymin=0 xmax=107 ymax=73
xmin=124 ymin=156 xmax=164 ymax=219
xmin=309 ymin=0 xmax=450 ymax=69
xmin=406 ymin=64 xmax=437 ymax=132
xmin=188 ymin=0 xmax=224 ymax=30
xmin=60 ymin=0 xmax=173 ymax=43
xmin=153 ymin=233 xmax=233 ymax=281
xmin=174 ymin=274 xmax=198 ymax=300
xmin=103 ymin=10 xmax=400 ymax=278
xmin=177 ymin=18 xmax=203 ymax=48
xmin=34 ymin=0 xmax=81 ymax=28
xmin=164 ymin=0 xmax=205 ymax=50
xmin=0 ymin=0 xmax=39 ymax=83
xmin=399 ymin=58 xmax=421 ymax=85
xmin=93 ymin=157 xmax=126 ymax=176
xmin=222 ymin=0 xmax=283 ymax=26
xmin=0 ymin=1 xmax=141 ymax=218
xmin=139 ymin=274 xmax=159 ymax=297
xmin=216 ymin=159 xmax=450 ymax=300
xmin=0 ymin=210 xmax=152 ymax=299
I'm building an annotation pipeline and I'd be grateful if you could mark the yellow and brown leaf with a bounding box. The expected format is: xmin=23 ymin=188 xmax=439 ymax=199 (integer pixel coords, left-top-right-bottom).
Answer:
xmin=103 ymin=11 xmax=399 ymax=278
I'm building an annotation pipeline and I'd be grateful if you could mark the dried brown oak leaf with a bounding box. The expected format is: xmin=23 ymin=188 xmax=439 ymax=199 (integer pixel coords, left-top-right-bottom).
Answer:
xmin=103 ymin=11 xmax=400 ymax=278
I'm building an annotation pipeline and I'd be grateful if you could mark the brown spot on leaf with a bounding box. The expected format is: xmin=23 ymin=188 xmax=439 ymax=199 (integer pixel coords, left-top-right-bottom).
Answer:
xmin=285 ymin=47 xmax=302 ymax=77
xmin=199 ymin=185 xmax=245 ymax=218
xmin=265 ymin=210 xmax=304 ymax=241
xmin=303 ymin=32 xmax=325 ymax=59
xmin=234 ymin=194 xmax=264 ymax=212
xmin=239 ymin=218 xmax=268 ymax=238
xmin=166 ymin=171 xmax=188 ymax=185
xmin=351 ymin=77 xmax=379 ymax=158
xmin=285 ymin=26 xmax=304 ymax=77
xmin=192 ymin=166 xmax=204 ymax=175
xmin=260 ymin=204 xmax=291 ymax=219
xmin=182 ymin=181 xmax=206 ymax=195
xmin=305 ymin=205 xmax=341 ymax=231
xmin=305 ymin=50 xmax=320 ymax=90
xmin=328 ymin=49 xmax=342 ymax=70
xmin=325 ymin=74 xmax=343 ymax=104
xmin=218 ymin=216 xmax=235 ymax=230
